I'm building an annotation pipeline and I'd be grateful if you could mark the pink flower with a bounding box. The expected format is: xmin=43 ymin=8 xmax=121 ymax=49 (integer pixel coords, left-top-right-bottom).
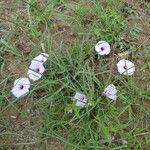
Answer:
xmin=73 ymin=92 xmax=87 ymax=107
xmin=103 ymin=84 xmax=117 ymax=100
xmin=95 ymin=41 xmax=111 ymax=55
xmin=117 ymin=59 xmax=135 ymax=76
xmin=27 ymin=61 xmax=45 ymax=81
xmin=32 ymin=53 xmax=49 ymax=64
xmin=11 ymin=77 xmax=30 ymax=98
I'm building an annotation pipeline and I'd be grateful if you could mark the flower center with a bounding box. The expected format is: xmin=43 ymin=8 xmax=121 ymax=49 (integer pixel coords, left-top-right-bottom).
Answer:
xmin=79 ymin=95 xmax=85 ymax=102
xmin=36 ymin=68 xmax=40 ymax=72
xmin=105 ymin=90 xmax=108 ymax=94
xmin=104 ymin=90 xmax=107 ymax=94
xmin=104 ymin=90 xmax=111 ymax=96
xmin=123 ymin=66 xmax=127 ymax=70
xmin=81 ymin=96 xmax=84 ymax=100
xmin=101 ymin=47 xmax=104 ymax=51
xmin=20 ymin=85 xmax=24 ymax=90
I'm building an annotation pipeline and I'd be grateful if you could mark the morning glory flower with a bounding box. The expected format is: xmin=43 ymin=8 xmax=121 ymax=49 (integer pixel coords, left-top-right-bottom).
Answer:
xmin=11 ymin=77 xmax=30 ymax=98
xmin=32 ymin=53 xmax=49 ymax=64
xmin=117 ymin=59 xmax=135 ymax=76
xmin=27 ymin=61 xmax=45 ymax=81
xmin=74 ymin=92 xmax=87 ymax=107
xmin=95 ymin=41 xmax=111 ymax=55
xmin=103 ymin=84 xmax=117 ymax=100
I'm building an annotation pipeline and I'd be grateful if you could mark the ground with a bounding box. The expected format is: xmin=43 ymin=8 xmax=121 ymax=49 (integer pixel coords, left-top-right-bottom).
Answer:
xmin=0 ymin=0 xmax=150 ymax=149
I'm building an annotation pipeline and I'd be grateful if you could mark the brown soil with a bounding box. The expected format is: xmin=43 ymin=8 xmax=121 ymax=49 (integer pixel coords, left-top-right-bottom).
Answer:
xmin=51 ymin=17 xmax=77 ymax=50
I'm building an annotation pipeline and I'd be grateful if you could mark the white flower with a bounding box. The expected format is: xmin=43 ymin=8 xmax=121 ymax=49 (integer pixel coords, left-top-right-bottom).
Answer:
xmin=74 ymin=92 xmax=87 ymax=107
xmin=117 ymin=59 xmax=135 ymax=76
xmin=103 ymin=84 xmax=117 ymax=100
xmin=32 ymin=53 xmax=49 ymax=64
xmin=11 ymin=77 xmax=30 ymax=98
xmin=95 ymin=41 xmax=111 ymax=55
xmin=27 ymin=61 xmax=45 ymax=81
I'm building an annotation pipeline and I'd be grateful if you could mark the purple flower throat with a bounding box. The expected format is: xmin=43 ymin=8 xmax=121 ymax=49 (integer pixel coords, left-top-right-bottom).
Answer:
xmin=20 ymin=85 xmax=24 ymax=90
xmin=36 ymin=68 xmax=40 ymax=72
xmin=104 ymin=90 xmax=112 ymax=96
xmin=101 ymin=47 xmax=105 ymax=51
xmin=123 ymin=66 xmax=127 ymax=70
xmin=81 ymin=96 xmax=85 ymax=101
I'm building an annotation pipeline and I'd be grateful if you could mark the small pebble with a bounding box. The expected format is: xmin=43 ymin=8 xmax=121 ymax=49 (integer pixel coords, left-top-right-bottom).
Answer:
xmin=10 ymin=115 xmax=17 ymax=119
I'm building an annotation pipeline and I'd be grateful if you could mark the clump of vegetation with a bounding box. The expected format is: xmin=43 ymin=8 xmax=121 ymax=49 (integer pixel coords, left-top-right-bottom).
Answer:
xmin=0 ymin=0 xmax=149 ymax=149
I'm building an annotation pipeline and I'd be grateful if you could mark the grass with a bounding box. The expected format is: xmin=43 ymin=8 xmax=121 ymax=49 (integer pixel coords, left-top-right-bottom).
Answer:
xmin=0 ymin=0 xmax=150 ymax=149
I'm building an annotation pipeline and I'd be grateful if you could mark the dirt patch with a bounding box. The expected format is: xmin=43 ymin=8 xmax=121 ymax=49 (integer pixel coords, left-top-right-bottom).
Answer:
xmin=2 ymin=99 xmax=39 ymax=146
xmin=1 ymin=95 xmax=65 ymax=149
xmin=124 ymin=0 xmax=134 ymax=5
xmin=7 ymin=57 xmax=28 ymax=76
xmin=51 ymin=15 xmax=77 ymax=50
xmin=0 ymin=55 xmax=29 ymax=83
xmin=118 ymin=111 xmax=129 ymax=123
xmin=135 ymin=8 xmax=150 ymax=47
xmin=47 ymin=140 xmax=64 ymax=150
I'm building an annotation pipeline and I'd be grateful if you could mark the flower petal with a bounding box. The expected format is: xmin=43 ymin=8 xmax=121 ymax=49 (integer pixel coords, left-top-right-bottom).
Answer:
xmin=107 ymin=94 xmax=117 ymax=100
xmin=76 ymin=101 xmax=85 ymax=107
xmin=14 ymin=77 xmax=30 ymax=87
xmin=32 ymin=53 xmax=49 ymax=64
xmin=41 ymin=53 xmax=49 ymax=57
xmin=27 ymin=69 xmax=42 ymax=81
xmin=11 ymin=87 xmax=29 ymax=98
xmin=74 ymin=92 xmax=86 ymax=101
